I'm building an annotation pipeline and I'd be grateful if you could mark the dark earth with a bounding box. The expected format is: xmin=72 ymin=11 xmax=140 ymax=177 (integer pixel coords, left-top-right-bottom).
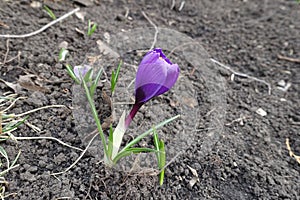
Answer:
xmin=0 ymin=0 xmax=300 ymax=199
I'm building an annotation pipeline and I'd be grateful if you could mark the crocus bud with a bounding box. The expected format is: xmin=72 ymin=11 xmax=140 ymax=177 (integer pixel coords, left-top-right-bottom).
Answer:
xmin=125 ymin=48 xmax=180 ymax=128
xmin=73 ymin=64 xmax=92 ymax=81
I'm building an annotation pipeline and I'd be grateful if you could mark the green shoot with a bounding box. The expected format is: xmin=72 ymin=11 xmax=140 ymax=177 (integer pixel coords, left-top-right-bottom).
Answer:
xmin=107 ymin=124 xmax=114 ymax=159
xmin=153 ymin=129 xmax=166 ymax=185
xmin=113 ymin=147 xmax=158 ymax=164
xmin=114 ymin=114 xmax=180 ymax=163
xmin=87 ymin=20 xmax=97 ymax=37
xmin=2 ymin=116 xmax=28 ymax=133
xmin=90 ymin=68 xmax=103 ymax=97
xmin=83 ymin=68 xmax=93 ymax=83
xmin=58 ymin=48 xmax=68 ymax=62
xmin=158 ymin=139 xmax=166 ymax=185
xmin=43 ymin=5 xmax=56 ymax=20
xmin=111 ymin=60 xmax=122 ymax=93
xmin=81 ymin=73 xmax=110 ymax=162
xmin=65 ymin=64 xmax=80 ymax=84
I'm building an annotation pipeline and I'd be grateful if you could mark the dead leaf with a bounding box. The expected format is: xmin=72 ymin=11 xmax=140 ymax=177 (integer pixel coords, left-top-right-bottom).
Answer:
xmin=75 ymin=11 xmax=86 ymax=21
xmin=189 ymin=177 xmax=198 ymax=188
xmin=30 ymin=1 xmax=42 ymax=8
xmin=0 ymin=78 xmax=22 ymax=93
xmin=58 ymin=41 xmax=69 ymax=49
xmin=75 ymin=28 xmax=85 ymax=36
xmin=256 ymin=108 xmax=267 ymax=117
xmin=73 ymin=0 xmax=93 ymax=7
xmin=187 ymin=165 xmax=198 ymax=177
xmin=182 ymin=97 xmax=198 ymax=108
xmin=0 ymin=21 xmax=9 ymax=29
xmin=187 ymin=165 xmax=199 ymax=188
xmin=18 ymin=75 xmax=49 ymax=93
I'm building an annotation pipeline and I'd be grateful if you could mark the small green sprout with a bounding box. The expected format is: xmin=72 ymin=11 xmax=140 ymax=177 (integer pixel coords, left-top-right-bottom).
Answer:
xmin=43 ymin=5 xmax=57 ymax=20
xmin=153 ymin=128 xmax=166 ymax=185
xmin=111 ymin=60 xmax=122 ymax=93
xmin=87 ymin=20 xmax=97 ymax=37
xmin=58 ymin=48 xmax=68 ymax=62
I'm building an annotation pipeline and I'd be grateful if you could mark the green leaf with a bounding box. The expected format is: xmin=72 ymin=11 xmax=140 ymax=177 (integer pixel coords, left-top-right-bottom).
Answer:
xmin=90 ymin=68 xmax=103 ymax=97
xmin=87 ymin=20 xmax=97 ymax=36
xmin=153 ymin=129 xmax=160 ymax=163
xmin=113 ymin=147 xmax=157 ymax=164
xmin=111 ymin=71 xmax=115 ymax=85
xmin=84 ymin=68 xmax=93 ymax=83
xmin=112 ymin=151 xmax=132 ymax=164
xmin=158 ymin=139 xmax=166 ymax=185
xmin=43 ymin=5 xmax=56 ymax=20
xmin=65 ymin=64 xmax=80 ymax=84
xmin=58 ymin=48 xmax=68 ymax=61
xmin=153 ymin=129 xmax=166 ymax=185
xmin=111 ymin=60 xmax=122 ymax=93
xmin=127 ymin=147 xmax=157 ymax=154
xmin=107 ymin=124 xmax=113 ymax=159
xmin=2 ymin=116 xmax=28 ymax=133
xmin=118 ymin=115 xmax=180 ymax=155
xmin=82 ymin=75 xmax=109 ymax=159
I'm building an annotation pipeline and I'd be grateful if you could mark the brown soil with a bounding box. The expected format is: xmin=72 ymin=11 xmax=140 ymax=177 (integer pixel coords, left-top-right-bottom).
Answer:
xmin=0 ymin=0 xmax=299 ymax=199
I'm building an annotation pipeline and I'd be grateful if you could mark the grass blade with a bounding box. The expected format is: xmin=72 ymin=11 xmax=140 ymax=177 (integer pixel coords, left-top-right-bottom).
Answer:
xmin=107 ymin=124 xmax=113 ymax=159
xmin=43 ymin=5 xmax=57 ymax=20
xmin=118 ymin=115 xmax=180 ymax=155
xmin=66 ymin=64 xmax=80 ymax=84
xmin=111 ymin=60 xmax=122 ymax=93
xmin=90 ymin=68 xmax=103 ymax=97
xmin=87 ymin=20 xmax=97 ymax=36
xmin=158 ymin=139 xmax=166 ymax=185
xmin=2 ymin=116 xmax=28 ymax=133
xmin=113 ymin=147 xmax=157 ymax=164
xmin=0 ymin=146 xmax=9 ymax=169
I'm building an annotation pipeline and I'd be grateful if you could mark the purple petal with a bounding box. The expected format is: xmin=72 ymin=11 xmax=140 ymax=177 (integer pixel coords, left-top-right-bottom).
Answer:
xmin=154 ymin=63 xmax=180 ymax=96
xmin=125 ymin=48 xmax=180 ymax=129
xmin=135 ymin=51 xmax=168 ymax=103
xmin=74 ymin=65 xmax=91 ymax=79
xmin=134 ymin=48 xmax=180 ymax=104
xmin=152 ymin=48 xmax=172 ymax=65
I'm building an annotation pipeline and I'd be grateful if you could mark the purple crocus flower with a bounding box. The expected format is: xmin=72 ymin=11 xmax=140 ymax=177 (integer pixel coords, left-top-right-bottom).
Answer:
xmin=73 ymin=64 xmax=92 ymax=80
xmin=125 ymin=48 xmax=180 ymax=128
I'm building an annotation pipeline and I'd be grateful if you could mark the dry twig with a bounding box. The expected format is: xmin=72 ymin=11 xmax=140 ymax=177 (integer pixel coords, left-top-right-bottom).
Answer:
xmin=277 ymin=55 xmax=300 ymax=63
xmin=50 ymin=130 xmax=99 ymax=176
xmin=211 ymin=58 xmax=272 ymax=95
xmin=141 ymin=11 xmax=158 ymax=51
xmin=8 ymin=135 xmax=83 ymax=152
xmin=0 ymin=8 xmax=80 ymax=39
xmin=14 ymin=105 xmax=66 ymax=118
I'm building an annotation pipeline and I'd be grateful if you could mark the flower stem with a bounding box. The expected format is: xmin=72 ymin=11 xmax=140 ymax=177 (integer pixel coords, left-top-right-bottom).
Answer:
xmin=82 ymin=80 xmax=109 ymax=162
xmin=125 ymin=103 xmax=143 ymax=129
